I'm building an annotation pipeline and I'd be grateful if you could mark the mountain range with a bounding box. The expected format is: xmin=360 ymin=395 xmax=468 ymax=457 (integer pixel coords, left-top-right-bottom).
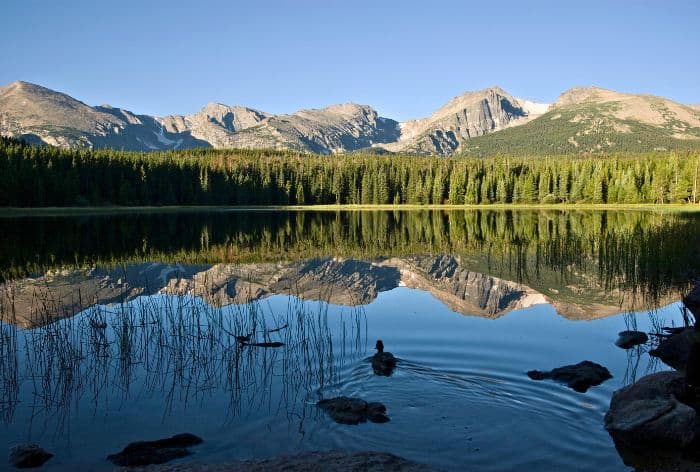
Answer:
xmin=2 ymin=80 xmax=700 ymax=156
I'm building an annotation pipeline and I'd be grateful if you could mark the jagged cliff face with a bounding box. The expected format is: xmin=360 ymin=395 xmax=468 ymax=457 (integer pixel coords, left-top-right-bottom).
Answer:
xmin=2 ymin=254 xmax=676 ymax=328
xmin=221 ymin=103 xmax=401 ymax=154
xmin=389 ymin=255 xmax=548 ymax=318
xmin=159 ymin=103 xmax=270 ymax=148
xmin=383 ymin=87 xmax=548 ymax=155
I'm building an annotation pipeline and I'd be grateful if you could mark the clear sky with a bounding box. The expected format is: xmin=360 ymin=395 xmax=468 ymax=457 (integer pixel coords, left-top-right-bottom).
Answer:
xmin=2 ymin=0 xmax=698 ymax=121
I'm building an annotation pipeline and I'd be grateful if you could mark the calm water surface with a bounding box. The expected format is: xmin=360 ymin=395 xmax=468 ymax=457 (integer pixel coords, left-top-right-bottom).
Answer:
xmin=1 ymin=209 xmax=699 ymax=471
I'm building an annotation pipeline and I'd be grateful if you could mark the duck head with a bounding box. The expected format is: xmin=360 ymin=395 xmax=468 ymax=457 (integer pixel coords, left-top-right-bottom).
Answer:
xmin=375 ymin=340 xmax=384 ymax=353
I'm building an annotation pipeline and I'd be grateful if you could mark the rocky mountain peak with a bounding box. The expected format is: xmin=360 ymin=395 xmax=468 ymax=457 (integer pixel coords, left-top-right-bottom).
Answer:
xmin=381 ymin=86 xmax=547 ymax=155
xmin=1 ymin=80 xmax=89 ymax=111
xmin=319 ymin=102 xmax=374 ymax=115
xmin=550 ymin=86 xmax=700 ymax=132
xmin=293 ymin=103 xmax=378 ymax=122
xmin=433 ymin=86 xmax=518 ymax=117
xmin=198 ymin=102 xmax=269 ymax=131
xmin=4 ymin=80 xmax=50 ymax=94
xmin=552 ymin=86 xmax=621 ymax=107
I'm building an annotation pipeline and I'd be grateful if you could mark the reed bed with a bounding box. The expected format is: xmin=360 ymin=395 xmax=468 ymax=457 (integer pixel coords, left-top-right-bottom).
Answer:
xmin=0 ymin=276 xmax=366 ymax=433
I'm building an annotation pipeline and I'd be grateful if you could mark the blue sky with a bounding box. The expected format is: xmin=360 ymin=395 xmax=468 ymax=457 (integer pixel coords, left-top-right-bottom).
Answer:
xmin=2 ymin=0 xmax=698 ymax=121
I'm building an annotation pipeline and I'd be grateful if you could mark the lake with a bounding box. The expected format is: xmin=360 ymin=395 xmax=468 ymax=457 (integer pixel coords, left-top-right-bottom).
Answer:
xmin=1 ymin=209 xmax=699 ymax=471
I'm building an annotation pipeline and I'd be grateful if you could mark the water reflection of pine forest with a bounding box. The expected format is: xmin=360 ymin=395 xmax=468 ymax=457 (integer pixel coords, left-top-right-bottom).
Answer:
xmin=1 ymin=209 xmax=700 ymax=471
xmin=2 ymin=210 xmax=699 ymax=303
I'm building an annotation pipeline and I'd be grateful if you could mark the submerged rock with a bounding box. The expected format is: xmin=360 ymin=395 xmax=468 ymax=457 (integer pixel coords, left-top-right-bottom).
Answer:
xmin=243 ymin=341 xmax=285 ymax=348
xmin=371 ymin=340 xmax=397 ymax=376
xmin=317 ymin=397 xmax=389 ymax=425
xmin=615 ymin=330 xmax=649 ymax=349
xmin=107 ymin=433 xmax=203 ymax=467
xmin=9 ymin=444 xmax=53 ymax=469
xmin=132 ymin=450 xmax=437 ymax=471
xmin=649 ymin=327 xmax=700 ymax=371
xmin=527 ymin=360 xmax=612 ymax=393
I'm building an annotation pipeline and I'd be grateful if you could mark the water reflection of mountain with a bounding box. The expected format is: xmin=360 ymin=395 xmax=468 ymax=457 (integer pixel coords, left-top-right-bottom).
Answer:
xmin=1 ymin=255 xmax=685 ymax=328
xmin=1 ymin=209 xmax=698 ymax=326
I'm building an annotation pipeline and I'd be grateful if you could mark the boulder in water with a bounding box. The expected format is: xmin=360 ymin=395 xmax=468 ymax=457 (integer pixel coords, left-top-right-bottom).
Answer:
xmin=604 ymin=370 xmax=700 ymax=472
xmin=650 ymin=328 xmax=700 ymax=371
xmin=9 ymin=444 xmax=53 ymax=469
xmin=527 ymin=360 xmax=612 ymax=393
xmin=615 ymin=330 xmax=649 ymax=349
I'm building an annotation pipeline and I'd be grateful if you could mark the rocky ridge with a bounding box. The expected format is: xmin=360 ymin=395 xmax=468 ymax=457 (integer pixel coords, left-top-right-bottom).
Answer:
xmin=4 ymin=80 xmax=699 ymax=156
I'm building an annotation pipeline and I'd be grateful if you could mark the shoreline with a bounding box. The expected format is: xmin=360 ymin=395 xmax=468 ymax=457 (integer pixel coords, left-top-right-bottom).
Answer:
xmin=1 ymin=203 xmax=699 ymax=217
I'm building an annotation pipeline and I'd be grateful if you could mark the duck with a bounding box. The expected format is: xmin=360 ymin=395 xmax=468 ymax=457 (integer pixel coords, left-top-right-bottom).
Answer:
xmin=371 ymin=339 xmax=397 ymax=376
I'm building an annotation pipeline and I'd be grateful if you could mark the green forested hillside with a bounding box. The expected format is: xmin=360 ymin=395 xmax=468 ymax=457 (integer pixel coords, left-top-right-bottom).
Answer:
xmin=0 ymin=136 xmax=699 ymax=206
xmin=461 ymin=102 xmax=700 ymax=157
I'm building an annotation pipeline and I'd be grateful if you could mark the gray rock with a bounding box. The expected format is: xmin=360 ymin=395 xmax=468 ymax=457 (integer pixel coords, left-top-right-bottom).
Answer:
xmin=527 ymin=360 xmax=612 ymax=392
xmin=317 ymin=397 xmax=389 ymax=425
xmin=615 ymin=330 xmax=649 ymax=349
xmin=8 ymin=444 xmax=53 ymax=469
xmin=605 ymin=371 xmax=700 ymax=449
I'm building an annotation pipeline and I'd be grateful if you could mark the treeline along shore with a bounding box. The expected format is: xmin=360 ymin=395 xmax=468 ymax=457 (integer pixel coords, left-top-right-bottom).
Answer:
xmin=1 ymin=137 xmax=698 ymax=207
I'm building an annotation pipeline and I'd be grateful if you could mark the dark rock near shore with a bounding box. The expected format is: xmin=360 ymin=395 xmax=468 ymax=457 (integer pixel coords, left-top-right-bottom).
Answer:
xmin=649 ymin=327 xmax=700 ymax=371
xmin=107 ymin=433 xmax=203 ymax=467
xmin=527 ymin=360 xmax=612 ymax=392
xmin=683 ymin=283 xmax=700 ymax=319
xmin=9 ymin=444 xmax=53 ymax=469
xmin=615 ymin=330 xmax=649 ymax=349
xmin=317 ymin=397 xmax=390 ymax=425
xmin=605 ymin=371 xmax=698 ymax=447
xmin=605 ymin=371 xmax=700 ymax=470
